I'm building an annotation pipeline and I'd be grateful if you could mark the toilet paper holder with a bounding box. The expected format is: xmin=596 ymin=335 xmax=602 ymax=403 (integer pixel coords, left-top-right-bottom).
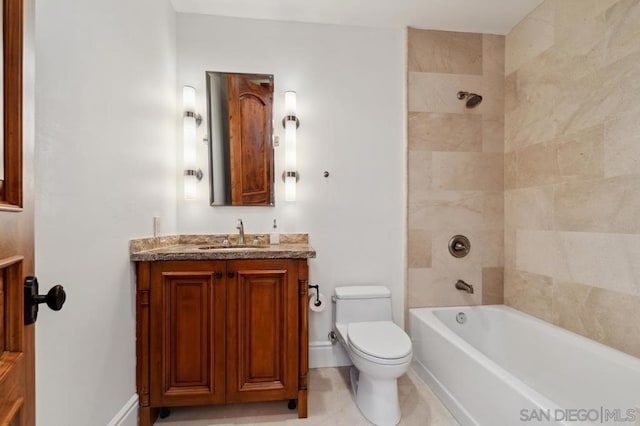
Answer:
xmin=309 ymin=284 xmax=322 ymax=307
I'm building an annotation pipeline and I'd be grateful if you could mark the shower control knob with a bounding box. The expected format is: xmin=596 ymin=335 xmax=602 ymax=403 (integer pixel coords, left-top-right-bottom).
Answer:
xmin=448 ymin=235 xmax=471 ymax=258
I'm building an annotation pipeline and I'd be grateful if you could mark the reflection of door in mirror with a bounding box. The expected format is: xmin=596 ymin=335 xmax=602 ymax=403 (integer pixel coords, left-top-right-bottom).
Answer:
xmin=207 ymin=72 xmax=274 ymax=206
xmin=0 ymin=2 xmax=4 ymax=181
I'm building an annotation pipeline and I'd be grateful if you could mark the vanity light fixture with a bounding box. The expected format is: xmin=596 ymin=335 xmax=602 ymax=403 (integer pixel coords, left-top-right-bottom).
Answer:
xmin=282 ymin=91 xmax=299 ymax=202
xmin=183 ymin=85 xmax=203 ymax=200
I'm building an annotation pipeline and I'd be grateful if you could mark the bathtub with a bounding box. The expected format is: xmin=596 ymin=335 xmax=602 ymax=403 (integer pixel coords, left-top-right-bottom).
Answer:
xmin=409 ymin=305 xmax=640 ymax=426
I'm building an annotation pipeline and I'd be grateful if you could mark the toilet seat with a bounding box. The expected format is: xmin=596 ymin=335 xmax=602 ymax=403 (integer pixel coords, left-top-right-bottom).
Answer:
xmin=347 ymin=321 xmax=412 ymax=365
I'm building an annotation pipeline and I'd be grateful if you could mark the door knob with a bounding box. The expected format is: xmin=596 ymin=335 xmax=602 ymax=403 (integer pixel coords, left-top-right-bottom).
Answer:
xmin=227 ymin=272 xmax=235 ymax=278
xmin=214 ymin=272 xmax=223 ymax=279
xmin=24 ymin=277 xmax=67 ymax=325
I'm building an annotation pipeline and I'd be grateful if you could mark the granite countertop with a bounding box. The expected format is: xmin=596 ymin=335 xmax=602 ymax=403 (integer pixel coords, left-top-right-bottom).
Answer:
xmin=130 ymin=233 xmax=316 ymax=261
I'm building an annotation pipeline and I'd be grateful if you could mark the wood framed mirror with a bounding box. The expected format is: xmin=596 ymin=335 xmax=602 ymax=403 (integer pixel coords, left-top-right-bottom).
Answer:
xmin=0 ymin=0 xmax=23 ymax=210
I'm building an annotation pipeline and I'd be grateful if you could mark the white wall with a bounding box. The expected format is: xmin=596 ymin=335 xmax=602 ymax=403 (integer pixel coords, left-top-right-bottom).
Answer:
xmin=176 ymin=14 xmax=405 ymax=352
xmin=34 ymin=0 xmax=177 ymax=424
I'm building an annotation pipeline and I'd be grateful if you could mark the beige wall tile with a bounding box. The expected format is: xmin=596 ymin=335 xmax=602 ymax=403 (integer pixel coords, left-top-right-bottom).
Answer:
xmin=408 ymin=29 xmax=483 ymax=75
xmin=482 ymin=191 xmax=504 ymax=231
xmin=407 ymin=268 xmax=433 ymax=308
xmin=408 ymin=72 xmax=484 ymax=114
xmin=602 ymin=0 xmax=640 ymax=66
xmin=557 ymin=125 xmax=604 ymax=181
xmin=506 ymin=0 xmax=555 ymax=75
xmin=408 ymin=112 xmax=483 ymax=152
xmin=504 ymin=268 xmax=555 ymax=323
xmin=408 ymin=190 xmax=484 ymax=232
xmin=556 ymin=50 xmax=640 ymax=138
xmin=482 ymin=119 xmax=504 ymax=153
xmin=553 ymin=280 xmax=640 ymax=358
xmin=604 ymin=111 xmax=640 ymax=178
xmin=516 ymin=230 xmax=640 ymax=297
xmin=504 ymin=151 xmax=517 ymax=189
xmin=505 ymin=94 xmax=558 ymax=152
xmin=516 ymin=140 xmax=560 ymax=188
xmin=515 ymin=230 xmax=565 ymax=280
xmin=505 ymin=187 xmax=554 ymax=230
xmin=504 ymin=72 xmax=518 ymax=123
xmin=482 ymin=267 xmax=504 ymax=304
xmin=408 ymin=229 xmax=432 ymax=268
xmin=481 ymin=229 xmax=504 ymax=268
xmin=482 ymin=34 xmax=505 ymax=78
xmin=408 ymin=150 xmax=432 ymax=202
xmin=432 ymin=152 xmax=504 ymax=191
xmin=553 ymin=175 xmax=640 ymax=234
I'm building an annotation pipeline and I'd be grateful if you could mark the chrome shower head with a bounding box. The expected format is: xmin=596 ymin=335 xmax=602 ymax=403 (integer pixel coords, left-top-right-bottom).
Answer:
xmin=457 ymin=91 xmax=483 ymax=108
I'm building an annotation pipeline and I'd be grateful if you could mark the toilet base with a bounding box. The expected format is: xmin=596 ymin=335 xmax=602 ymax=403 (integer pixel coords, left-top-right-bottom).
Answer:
xmin=350 ymin=367 xmax=401 ymax=426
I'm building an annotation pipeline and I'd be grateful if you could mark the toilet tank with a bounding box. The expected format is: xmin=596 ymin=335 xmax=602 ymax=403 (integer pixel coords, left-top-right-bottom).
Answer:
xmin=334 ymin=286 xmax=393 ymax=325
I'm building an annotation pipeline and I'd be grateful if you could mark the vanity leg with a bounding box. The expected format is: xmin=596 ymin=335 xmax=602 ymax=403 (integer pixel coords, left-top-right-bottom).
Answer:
xmin=298 ymin=260 xmax=309 ymax=419
xmin=137 ymin=263 xmax=155 ymax=425
xmin=139 ymin=406 xmax=158 ymax=426
xmin=297 ymin=390 xmax=308 ymax=418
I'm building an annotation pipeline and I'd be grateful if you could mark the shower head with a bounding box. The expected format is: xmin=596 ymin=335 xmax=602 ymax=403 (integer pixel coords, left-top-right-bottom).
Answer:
xmin=457 ymin=91 xmax=483 ymax=109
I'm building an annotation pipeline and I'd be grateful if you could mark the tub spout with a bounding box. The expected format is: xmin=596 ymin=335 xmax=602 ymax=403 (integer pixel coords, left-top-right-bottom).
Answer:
xmin=455 ymin=280 xmax=474 ymax=294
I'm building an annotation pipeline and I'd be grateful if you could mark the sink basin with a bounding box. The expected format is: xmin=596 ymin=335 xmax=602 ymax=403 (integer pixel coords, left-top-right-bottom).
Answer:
xmin=197 ymin=245 xmax=267 ymax=251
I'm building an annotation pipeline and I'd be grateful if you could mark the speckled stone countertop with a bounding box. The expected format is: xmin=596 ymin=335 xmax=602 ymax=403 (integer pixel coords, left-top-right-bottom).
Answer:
xmin=130 ymin=234 xmax=316 ymax=261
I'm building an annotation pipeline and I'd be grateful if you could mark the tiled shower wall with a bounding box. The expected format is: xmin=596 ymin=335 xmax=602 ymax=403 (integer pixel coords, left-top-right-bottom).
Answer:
xmin=406 ymin=29 xmax=505 ymax=309
xmin=504 ymin=0 xmax=640 ymax=358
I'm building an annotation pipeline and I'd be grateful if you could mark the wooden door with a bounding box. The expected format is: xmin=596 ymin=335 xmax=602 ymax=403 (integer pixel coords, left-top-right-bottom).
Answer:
xmin=227 ymin=74 xmax=274 ymax=206
xmin=149 ymin=261 xmax=226 ymax=407
xmin=0 ymin=0 xmax=34 ymax=425
xmin=227 ymin=260 xmax=298 ymax=402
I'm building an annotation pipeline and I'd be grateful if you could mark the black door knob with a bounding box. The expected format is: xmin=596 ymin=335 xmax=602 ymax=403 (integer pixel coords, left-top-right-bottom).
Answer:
xmin=24 ymin=277 xmax=67 ymax=325
xmin=35 ymin=285 xmax=67 ymax=311
xmin=227 ymin=272 xmax=235 ymax=278
xmin=213 ymin=272 xmax=223 ymax=279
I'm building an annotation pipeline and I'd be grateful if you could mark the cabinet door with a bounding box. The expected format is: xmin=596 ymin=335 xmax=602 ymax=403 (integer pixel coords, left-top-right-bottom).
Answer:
xmin=227 ymin=260 xmax=299 ymax=402
xmin=150 ymin=261 xmax=226 ymax=407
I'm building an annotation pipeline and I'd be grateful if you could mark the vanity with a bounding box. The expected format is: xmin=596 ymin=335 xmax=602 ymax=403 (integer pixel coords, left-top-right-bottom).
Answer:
xmin=130 ymin=234 xmax=316 ymax=425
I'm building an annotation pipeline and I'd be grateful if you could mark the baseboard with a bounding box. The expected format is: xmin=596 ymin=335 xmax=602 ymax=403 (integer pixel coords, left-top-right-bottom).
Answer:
xmin=107 ymin=394 xmax=138 ymax=426
xmin=309 ymin=340 xmax=352 ymax=368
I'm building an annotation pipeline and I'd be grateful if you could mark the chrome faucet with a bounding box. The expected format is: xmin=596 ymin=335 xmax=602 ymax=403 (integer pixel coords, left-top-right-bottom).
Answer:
xmin=236 ymin=219 xmax=246 ymax=246
xmin=455 ymin=280 xmax=474 ymax=294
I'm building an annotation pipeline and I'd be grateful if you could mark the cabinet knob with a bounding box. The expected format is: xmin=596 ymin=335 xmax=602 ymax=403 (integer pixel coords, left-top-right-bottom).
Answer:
xmin=227 ymin=272 xmax=235 ymax=278
xmin=214 ymin=272 xmax=223 ymax=279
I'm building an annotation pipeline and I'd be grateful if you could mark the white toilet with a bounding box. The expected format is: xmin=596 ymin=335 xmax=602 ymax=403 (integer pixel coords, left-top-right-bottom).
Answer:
xmin=333 ymin=286 xmax=413 ymax=426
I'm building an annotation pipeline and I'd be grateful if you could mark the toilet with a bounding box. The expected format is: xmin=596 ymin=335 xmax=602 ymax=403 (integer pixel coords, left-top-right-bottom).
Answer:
xmin=333 ymin=286 xmax=413 ymax=426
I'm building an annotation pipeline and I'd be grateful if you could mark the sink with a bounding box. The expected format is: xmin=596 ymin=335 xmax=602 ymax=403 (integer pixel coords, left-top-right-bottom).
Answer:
xmin=197 ymin=245 xmax=267 ymax=251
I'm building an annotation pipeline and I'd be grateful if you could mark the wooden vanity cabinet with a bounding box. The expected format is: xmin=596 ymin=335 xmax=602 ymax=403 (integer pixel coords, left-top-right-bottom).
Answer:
xmin=136 ymin=258 xmax=309 ymax=426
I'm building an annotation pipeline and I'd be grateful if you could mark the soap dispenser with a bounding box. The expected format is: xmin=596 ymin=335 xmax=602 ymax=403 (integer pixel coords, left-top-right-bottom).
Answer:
xmin=270 ymin=219 xmax=280 ymax=245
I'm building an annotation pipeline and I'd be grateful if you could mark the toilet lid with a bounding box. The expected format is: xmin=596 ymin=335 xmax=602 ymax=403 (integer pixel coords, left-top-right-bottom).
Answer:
xmin=347 ymin=321 xmax=412 ymax=360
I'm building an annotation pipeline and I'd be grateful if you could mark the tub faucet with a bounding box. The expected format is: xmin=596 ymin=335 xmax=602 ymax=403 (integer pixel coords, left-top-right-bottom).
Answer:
xmin=455 ymin=280 xmax=474 ymax=294
xmin=236 ymin=219 xmax=246 ymax=246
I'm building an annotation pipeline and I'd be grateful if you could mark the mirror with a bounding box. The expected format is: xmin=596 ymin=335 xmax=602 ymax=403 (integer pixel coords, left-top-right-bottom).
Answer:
xmin=206 ymin=71 xmax=274 ymax=206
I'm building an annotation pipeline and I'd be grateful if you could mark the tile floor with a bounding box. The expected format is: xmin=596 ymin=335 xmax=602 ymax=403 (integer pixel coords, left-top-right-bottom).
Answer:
xmin=156 ymin=367 xmax=458 ymax=425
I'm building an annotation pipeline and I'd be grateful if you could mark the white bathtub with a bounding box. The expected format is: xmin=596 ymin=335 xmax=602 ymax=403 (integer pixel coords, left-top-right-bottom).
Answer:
xmin=409 ymin=305 xmax=640 ymax=426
